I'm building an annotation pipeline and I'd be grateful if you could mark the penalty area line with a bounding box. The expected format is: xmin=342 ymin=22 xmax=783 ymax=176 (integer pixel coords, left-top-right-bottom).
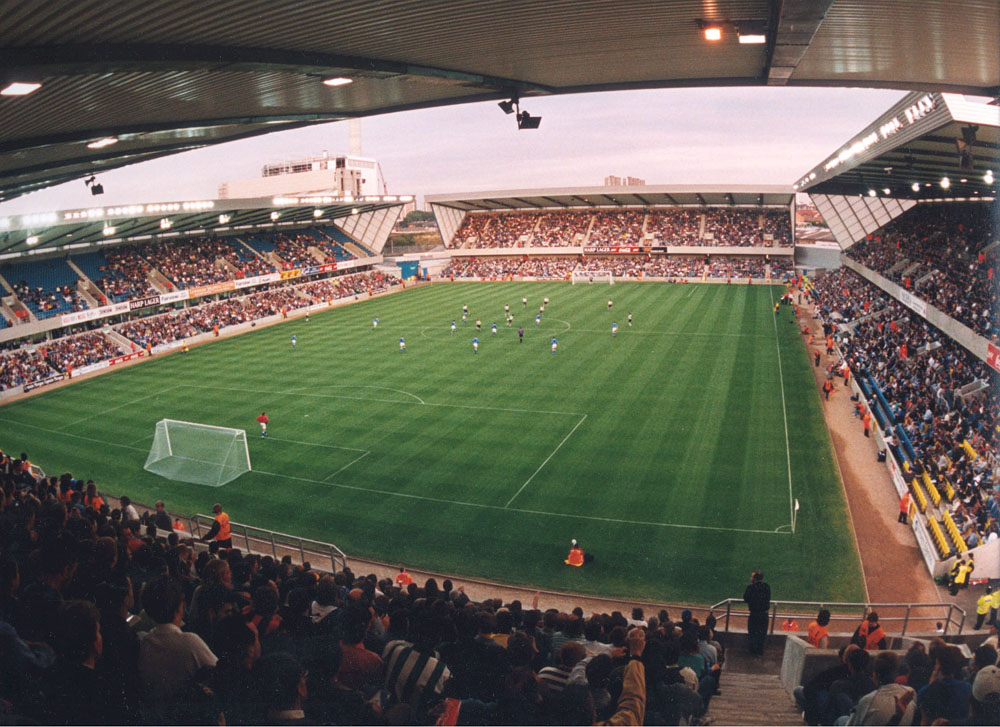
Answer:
xmin=322 ymin=451 xmax=371 ymax=481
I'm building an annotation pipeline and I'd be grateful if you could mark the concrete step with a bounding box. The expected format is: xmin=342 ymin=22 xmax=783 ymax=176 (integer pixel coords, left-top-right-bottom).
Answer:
xmin=706 ymin=672 xmax=802 ymax=726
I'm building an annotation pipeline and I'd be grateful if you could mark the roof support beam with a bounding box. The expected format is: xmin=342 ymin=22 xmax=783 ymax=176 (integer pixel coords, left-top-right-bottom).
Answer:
xmin=766 ymin=0 xmax=836 ymax=86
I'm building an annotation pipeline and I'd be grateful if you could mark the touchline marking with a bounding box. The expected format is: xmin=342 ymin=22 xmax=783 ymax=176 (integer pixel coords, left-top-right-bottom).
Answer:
xmin=176 ymin=383 xmax=583 ymax=418
xmin=283 ymin=385 xmax=426 ymax=405
xmin=57 ymin=384 xmax=180 ymax=430
xmin=322 ymin=450 xmax=371 ymax=481
xmin=3 ymin=416 xmax=789 ymax=535
xmin=267 ymin=437 xmax=369 ymax=452
xmin=567 ymin=329 xmax=771 ymax=339
xmin=254 ymin=467 xmax=788 ymax=535
xmin=768 ymin=287 xmax=796 ymax=532
xmin=505 ymin=414 xmax=587 ymax=507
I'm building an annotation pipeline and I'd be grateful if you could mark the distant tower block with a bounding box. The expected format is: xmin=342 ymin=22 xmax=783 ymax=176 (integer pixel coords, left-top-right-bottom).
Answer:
xmin=349 ymin=119 xmax=362 ymax=157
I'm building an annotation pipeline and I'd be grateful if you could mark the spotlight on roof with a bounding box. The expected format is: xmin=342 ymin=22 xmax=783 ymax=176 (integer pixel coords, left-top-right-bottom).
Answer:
xmin=956 ymin=125 xmax=978 ymax=171
xmin=313 ymin=209 xmax=323 ymax=218
xmin=87 ymin=137 xmax=118 ymax=149
xmin=102 ymin=225 xmax=116 ymax=236
xmin=516 ymin=110 xmax=541 ymax=130
xmin=940 ymin=176 xmax=950 ymax=189
xmin=498 ymin=97 xmax=517 ymax=115
xmin=867 ymin=189 xmax=877 ymax=197
xmin=883 ymin=188 xmax=891 ymax=195
xmin=736 ymin=20 xmax=767 ymax=44
xmin=1 ymin=81 xmax=41 ymax=96
xmin=218 ymin=214 xmax=231 ymax=225
xmin=270 ymin=211 xmax=280 ymax=221
xmin=911 ymin=182 xmax=920 ymax=192
xmin=322 ymin=77 xmax=353 ymax=87
xmin=984 ymin=170 xmax=994 ymax=184
xmin=159 ymin=218 xmax=172 ymax=230
xmin=26 ymin=235 xmax=39 ymax=246
xmin=702 ymin=25 xmax=722 ymax=41
xmin=84 ymin=175 xmax=104 ymax=195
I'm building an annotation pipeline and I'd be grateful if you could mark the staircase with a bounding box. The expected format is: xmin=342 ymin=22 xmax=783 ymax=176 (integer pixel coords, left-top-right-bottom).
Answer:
xmin=705 ymin=671 xmax=801 ymax=725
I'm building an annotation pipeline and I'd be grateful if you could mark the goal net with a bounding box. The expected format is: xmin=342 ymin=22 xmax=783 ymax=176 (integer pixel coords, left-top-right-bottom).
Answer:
xmin=571 ymin=269 xmax=613 ymax=285
xmin=144 ymin=419 xmax=251 ymax=487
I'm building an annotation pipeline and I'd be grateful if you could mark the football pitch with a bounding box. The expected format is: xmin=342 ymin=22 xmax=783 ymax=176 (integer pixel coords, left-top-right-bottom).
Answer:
xmin=0 ymin=282 xmax=865 ymax=604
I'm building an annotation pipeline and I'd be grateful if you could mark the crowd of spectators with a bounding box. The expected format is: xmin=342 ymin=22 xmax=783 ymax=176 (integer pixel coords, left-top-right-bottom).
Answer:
xmin=588 ymin=211 xmax=645 ymax=246
xmin=846 ymin=203 xmax=998 ymax=339
xmin=143 ymin=239 xmax=237 ymax=290
xmin=0 ymin=450 xmax=728 ymax=724
xmin=98 ymin=248 xmax=158 ymax=303
xmin=442 ymin=255 xmax=786 ymax=281
xmin=810 ymin=266 xmax=1000 ymax=546
xmin=0 ymin=348 xmax=56 ymax=390
xmin=271 ymin=232 xmax=345 ymax=269
xmin=201 ymin=238 xmax=276 ymax=279
xmin=43 ymin=332 xmax=122 ymax=373
xmin=533 ymin=212 xmax=593 ymax=247
xmin=451 ymin=209 xmax=792 ymax=249
xmin=11 ymin=281 xmax=86 ymax=320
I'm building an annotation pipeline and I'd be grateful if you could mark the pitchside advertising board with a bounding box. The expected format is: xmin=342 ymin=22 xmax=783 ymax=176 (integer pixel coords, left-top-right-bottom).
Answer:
xmin=988 ymin=343 xmax=1000 ymax=373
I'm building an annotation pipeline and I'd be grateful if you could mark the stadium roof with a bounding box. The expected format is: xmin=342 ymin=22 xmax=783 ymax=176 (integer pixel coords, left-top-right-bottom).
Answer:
xmin=0 ymin=194 xmax=409 ymax=258
xmin=796 ymin=92 xmax=1000 ymax=199
xmin=425 ymin=185 xmax=794 ymax=211
xmin=0 ymin=0 xmax=997 ymax=203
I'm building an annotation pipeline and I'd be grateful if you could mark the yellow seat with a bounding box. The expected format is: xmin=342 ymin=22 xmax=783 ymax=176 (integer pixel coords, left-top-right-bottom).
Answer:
xmin=940 ymin=476 xmax=955 ymax=502
xmin=923 ymin=472 xmax=941 ymax=507
xmin=962 ymin=439 xmax=979 ymax=461
xmin=909 ymin=480 xmax=928 ymax=513
xmin=927 ymin=518 xmax=950 ymax=559
xmin=942 ymin=512 xmax=968 ymax=553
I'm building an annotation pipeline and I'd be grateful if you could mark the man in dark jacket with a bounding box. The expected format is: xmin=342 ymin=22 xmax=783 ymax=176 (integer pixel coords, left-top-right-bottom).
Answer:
xmin=743 ymin=571 xmax=771 ymax=656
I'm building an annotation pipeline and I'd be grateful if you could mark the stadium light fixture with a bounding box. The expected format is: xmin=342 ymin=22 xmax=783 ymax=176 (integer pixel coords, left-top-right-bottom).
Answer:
xmin=960 ymin=178 xmax=968 ymax=183
xmin=867 ymin=189 xmax=876 ymax=197
xmin=498 ymin=97 xmax=517 ymax=115
xmin=911 ymin=182 xmax=920 ymax=192
xmin=102 ymin=225 xmax=116 ymax=236
xmin=270 ymin=211 xmax=280 ymax=221
xmin=218 ymin=214 xmax=231 ymax=224
xmin=313 ymin=209 xmax=323 ymax=218
xmin=85 ymin=175 xmax=104 ymax=196
xmin=322 ymin=77 xmax=353 ymax=87
xmin=703 ymin=25 xmax=722 ymax=41
xmin=517 ymin=110 xmax=541 ymax=130
xmin=883 ymin=187 xmax=891 ymax=195
xmin=87 ymin=137 xmax=118 ymax=149
xmin=1 ymin=81 xmax=41 ymax=96
xmin=736 ymin=20 xmax=767 ymax=44
xmin=984 ymin=170 xmax=994 ymax=184
xmin=940 ymin=176 xmax=950 ymax=189
xmin=26 ymin=235 xmax=39 ymax=245
xmin=159 ymin=218 xmax=172 ymax=230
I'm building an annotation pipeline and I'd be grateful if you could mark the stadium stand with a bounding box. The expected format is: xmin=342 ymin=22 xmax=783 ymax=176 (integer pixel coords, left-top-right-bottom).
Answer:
xmin=0 ymin=348 xmax=57 ymax=390
xmin=810 ymin=265 xmax=1000 ymax=550
xmin=2 ymin=259 xmax=87 ymax=320
xmin=43 ymin=332 xmax=122 ymax=374
xmin=97 ymin=247 xmax=159 ymax=302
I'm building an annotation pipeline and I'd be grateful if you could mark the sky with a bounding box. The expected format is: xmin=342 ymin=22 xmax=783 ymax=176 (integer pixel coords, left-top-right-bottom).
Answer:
xmin=0 ymin=86 xmax=907 ymax=215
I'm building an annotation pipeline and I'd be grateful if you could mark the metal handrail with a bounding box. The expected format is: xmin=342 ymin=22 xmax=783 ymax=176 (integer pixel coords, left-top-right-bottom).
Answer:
xmin=708 ymin=598 xmax=966 ymax=638
xmin=191 ymin=513 xmax=349 ymax=573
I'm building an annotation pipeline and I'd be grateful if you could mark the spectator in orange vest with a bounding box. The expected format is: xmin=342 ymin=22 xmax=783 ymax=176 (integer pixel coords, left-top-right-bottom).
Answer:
xmin=806 ymin=610 xmax=831 ymax=648
xmin=565 ymin=539 xmax=593 ymax=566
xmin=898 ymin=492 xmax=911 ymax=524
xmin=823 ymin=379 xmax=834 ymax=400
xmin=852 ymin=612 xmax=887 ymax=650
xmin=395 ymin=567 xmax=413 ymax=588
xmin=201 ymin=503 xmax=232 ymax=549
xmin=862 ymin=410 xmax=872 ymax=437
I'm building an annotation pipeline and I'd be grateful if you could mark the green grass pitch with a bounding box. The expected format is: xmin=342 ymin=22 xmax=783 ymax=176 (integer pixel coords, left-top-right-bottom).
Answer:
xmin=0 ymin=282 xmax=865 ymax=604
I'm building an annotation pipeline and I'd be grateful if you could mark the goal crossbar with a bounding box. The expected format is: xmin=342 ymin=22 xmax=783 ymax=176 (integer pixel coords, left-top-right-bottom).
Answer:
xmin=571 ymin=270 xmax=614 ymax=284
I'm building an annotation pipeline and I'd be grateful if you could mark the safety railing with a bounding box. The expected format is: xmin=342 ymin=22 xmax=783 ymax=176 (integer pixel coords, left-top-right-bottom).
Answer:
xmin=190 ymin=514 xmax=348 ymax=573
xmin=709 ymin=598 xmax=966 ymax=638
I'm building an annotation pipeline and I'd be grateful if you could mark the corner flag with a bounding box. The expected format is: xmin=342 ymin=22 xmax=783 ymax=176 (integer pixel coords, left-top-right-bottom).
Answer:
xmin=794 ymin=499 xmax=800 ymax=511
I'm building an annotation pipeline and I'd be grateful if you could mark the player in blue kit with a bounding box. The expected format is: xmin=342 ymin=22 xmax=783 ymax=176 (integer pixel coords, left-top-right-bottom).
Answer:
xmin=399 ymin=336 xmax=406 ymax=352
xmin=535 ymin=313 xmax=541 ymax=325
xmin=551 ymin=338 xmax=558 ymax=354
xmin=451 ymin=320 xmax=457 ymax=333
xmin=372 ymin=317 xmax=379 ymax=330
xmin=472 ymin=336 xmax=479 ymax=353
xmin=291 ymin=334 xmax=297 ymax=349
xmin=612 ymin=322 xmax=618 ymax=336
xmin=491 ymin=322 xmax=498 ymax=335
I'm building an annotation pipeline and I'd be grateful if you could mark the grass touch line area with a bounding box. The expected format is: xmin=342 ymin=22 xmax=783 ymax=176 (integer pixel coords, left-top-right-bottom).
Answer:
xmin=0 ymin=282 xmax=865 ymax=603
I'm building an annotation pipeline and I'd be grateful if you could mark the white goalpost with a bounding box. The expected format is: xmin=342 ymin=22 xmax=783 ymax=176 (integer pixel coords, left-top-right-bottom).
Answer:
xmin=144 ymin=419 xmax=251 ymax=487
xmin=571 ymin=270 xmax=614 ymax=285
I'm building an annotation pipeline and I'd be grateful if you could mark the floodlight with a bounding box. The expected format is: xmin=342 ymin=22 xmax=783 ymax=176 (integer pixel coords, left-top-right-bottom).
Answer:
xmin=26 ymin=235 xmax=39 ymax=245
xmin=270 ymin=211 xmax=280 ymax=221
xmin=882 ymin=188 xmax=890 ymax=195
xmin=985 ymin=170 xmax=994 ymax=184
xmin=85 ymin=175 xmax=104 ymax=195
xmin=313 ymin=209 xmax=323 ymax=217
xmin=102 ymin=225 xmax=116 ymax=236
xmin=87 ymin=137 xmax=118 ymax=149
xmin=1 ymin=81 xmax=41 ymax=96
xmin=868 ymin=189 xmax=877 ymax=197
xmin=703 ymin=26 xmax=722 ymax=41
xmin=940 ymin=177 xmax=950 ymax=189
xmin=517 ymin=110 xmax=541 ymax=130
xmin=322 ymin=77 xmax=353 ymax=86
xmin=218 ymin=214 xmax=231 ymax=224
xmin=498 ymin=98 xmax=517 ymax=115
xmin=160 ymin=218 xmax=172 ymax=230
xmin=911 ymin=182 xmax=920 ymax=192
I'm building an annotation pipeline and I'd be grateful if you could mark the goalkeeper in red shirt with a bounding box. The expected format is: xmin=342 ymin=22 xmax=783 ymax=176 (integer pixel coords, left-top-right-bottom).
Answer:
xmin=256 ymin=412 xmax=269 ymax=438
